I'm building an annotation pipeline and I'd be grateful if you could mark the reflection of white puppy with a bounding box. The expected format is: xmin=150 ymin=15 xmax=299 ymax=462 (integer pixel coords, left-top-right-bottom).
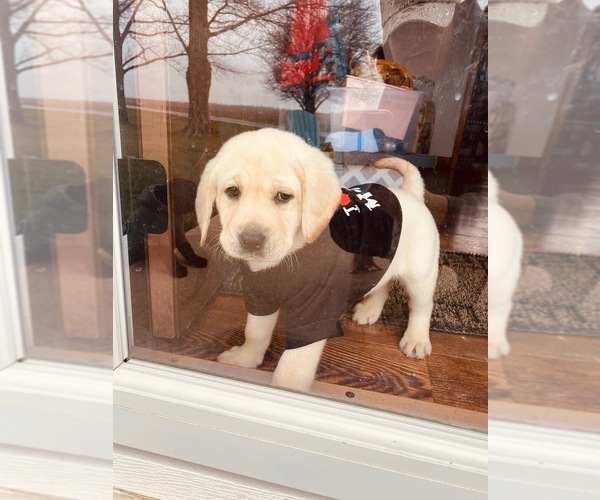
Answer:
xmin=488 ymin=171 xmax=522 ymax=358
xmin=196 ymin=129 xmax=439 ymax=391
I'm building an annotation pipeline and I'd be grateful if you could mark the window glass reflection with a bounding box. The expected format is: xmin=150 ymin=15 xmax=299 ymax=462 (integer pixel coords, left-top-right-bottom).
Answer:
xmin=0 ymin=0 xmax=112 ymax=365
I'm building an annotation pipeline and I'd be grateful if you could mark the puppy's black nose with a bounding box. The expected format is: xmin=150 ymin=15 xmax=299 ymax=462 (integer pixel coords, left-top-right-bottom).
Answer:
xmin=239 ymin=227 xmax=266 ymax=252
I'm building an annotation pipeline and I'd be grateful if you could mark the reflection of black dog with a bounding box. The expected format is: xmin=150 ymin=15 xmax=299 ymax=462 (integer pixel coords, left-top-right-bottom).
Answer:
xmin=124 ymin=179 xmax=207 ymax=278
xmin=17 ymin=178 xmax=113 ymax=277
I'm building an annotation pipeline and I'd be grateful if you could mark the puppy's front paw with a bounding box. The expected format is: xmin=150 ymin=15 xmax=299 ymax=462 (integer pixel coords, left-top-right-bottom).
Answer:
xmin=399 ymin=333 xmax=432 ymax=359
xmin=488 ymin=340 xmax=510 ymax=359
xmin=217 ymin=345 xmax=264 ymax=368
xmin=352 ymin=300 xmax=383 ymax=325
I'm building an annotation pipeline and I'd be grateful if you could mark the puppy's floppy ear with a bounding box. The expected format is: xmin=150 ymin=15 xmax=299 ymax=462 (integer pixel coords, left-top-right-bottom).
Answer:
xmin=297 ymin=148 xmax=341 ymax=244
xmin=195 ymin=158 xmax=218 ymax=246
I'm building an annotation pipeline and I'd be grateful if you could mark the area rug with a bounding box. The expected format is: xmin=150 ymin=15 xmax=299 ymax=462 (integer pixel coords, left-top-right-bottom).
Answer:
xmin=378 ymin=251 xmax=488 ymax=336
xmin=509 ymin=252 xmax=600 ymax=337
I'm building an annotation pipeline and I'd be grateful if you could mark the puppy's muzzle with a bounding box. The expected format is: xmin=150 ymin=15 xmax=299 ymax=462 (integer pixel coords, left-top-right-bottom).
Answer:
xmin=239 ymin=226 xmax=267 ymax=253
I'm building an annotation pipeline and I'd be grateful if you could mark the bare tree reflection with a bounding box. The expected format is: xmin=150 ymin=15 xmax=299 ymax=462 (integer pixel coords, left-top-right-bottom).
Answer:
xmin=115 ymin=0 xmax=292 ymax=135
xmin=0 ymin=0 xmax=111 ymax=123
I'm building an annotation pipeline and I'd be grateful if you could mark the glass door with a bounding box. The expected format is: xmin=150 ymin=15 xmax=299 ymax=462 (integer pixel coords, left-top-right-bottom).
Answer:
xmin=114 ymin=0 xmax=488 ymax=431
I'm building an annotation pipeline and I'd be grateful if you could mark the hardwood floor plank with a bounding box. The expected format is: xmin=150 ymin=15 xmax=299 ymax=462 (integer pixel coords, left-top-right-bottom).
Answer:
xmin=338 ymin=319 xmax=404 ymax=348
xmin=489 ymin=331 xmax=600 ymax=412
xmin=430 ymin=331 xmax=487 ymax=361
xmin=135 ymin=291 xmax=488 ymax=425
xmin=489 ymin=401 xmax=600 ymax=432
xmin=500 ymin=354 xmax=600 ymax=413
xmin=427 ymin=355 xmax=488 ymax=412
xmin=505 ymin=331 xmax=600 ymax=360
xmin=488 ymin=359 xmax=514 ymax=402
xmin=318 ymin=337 xmax=434 ymax=400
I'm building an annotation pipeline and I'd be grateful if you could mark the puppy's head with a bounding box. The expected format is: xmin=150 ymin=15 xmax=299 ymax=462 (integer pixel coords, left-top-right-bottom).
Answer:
xmin=196 ymin=129 xmax=341 ymax=267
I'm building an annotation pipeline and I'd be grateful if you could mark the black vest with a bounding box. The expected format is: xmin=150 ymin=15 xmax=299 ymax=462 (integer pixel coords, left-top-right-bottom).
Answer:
xmin=329 ymin=184 xmax=402 ymax=259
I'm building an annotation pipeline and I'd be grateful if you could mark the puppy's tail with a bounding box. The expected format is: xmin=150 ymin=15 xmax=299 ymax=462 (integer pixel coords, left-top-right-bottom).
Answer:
xmin=372 ymin=157 xmax=425 ymax=201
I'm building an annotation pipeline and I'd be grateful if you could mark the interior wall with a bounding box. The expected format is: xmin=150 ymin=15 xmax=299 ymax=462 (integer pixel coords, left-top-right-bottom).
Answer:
xmin=488 ymin=1 xmax=589 ymax=158
xmin=382 ymin=1 xmax=484 ymax=157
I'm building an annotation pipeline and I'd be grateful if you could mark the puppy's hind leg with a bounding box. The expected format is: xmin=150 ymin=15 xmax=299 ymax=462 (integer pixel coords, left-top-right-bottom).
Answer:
xmin=399 ymin=272 xmax=436 ymax=359
xmin=272 ymin=340 xmax=327 ymax=392
xmin=488 ymin=300 xmax=512 ymax=359
xmin=218 ymin=311 xmax=278 ymax=368
xmin=352 ymin=280 xmax=391 ymax=325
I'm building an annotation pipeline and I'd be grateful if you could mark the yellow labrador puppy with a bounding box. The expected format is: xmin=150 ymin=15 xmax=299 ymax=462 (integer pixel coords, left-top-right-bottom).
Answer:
xmin=196 ymin=128 xmax=439 ymax=391
xmin=488 ymin=171 xmax=522 ymax=358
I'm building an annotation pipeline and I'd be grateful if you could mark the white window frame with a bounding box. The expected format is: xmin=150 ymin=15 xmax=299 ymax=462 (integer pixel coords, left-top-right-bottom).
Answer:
xmin=0 ymin=48 xmax=25 ymax=370
xmin=0 ymin=43 xmax=112 ymax=500
xmin=0 ymin=360 xmax=113 ymax=499
xmin=113 ymin=358 xmax=488 ymax=498
xmin=489 ymin=419 xmax=600 ymax=498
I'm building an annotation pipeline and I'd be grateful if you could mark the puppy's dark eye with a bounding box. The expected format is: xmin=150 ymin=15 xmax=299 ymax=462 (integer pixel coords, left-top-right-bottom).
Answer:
xmin=276 ymin=191 xmax=293 ymax=203
xmin=225 ymin=186 xmax=240 ymax=199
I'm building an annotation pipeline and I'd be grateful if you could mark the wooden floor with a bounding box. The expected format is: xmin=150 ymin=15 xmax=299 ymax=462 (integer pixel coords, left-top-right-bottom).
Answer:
xmin=134 ymin=291 xmax=487 ymax=431
xmin=489 ymin=331 xmax=600 ymax=431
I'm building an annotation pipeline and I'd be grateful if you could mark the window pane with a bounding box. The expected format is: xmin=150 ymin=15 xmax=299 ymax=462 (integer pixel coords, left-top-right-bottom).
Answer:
xmin=116 ymin=0 xmax=487 ymax=430
xmin=0 ymin=0 xmax=112 ymax=366
xmin=488 ymin=0 xmax=600 ymax=431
